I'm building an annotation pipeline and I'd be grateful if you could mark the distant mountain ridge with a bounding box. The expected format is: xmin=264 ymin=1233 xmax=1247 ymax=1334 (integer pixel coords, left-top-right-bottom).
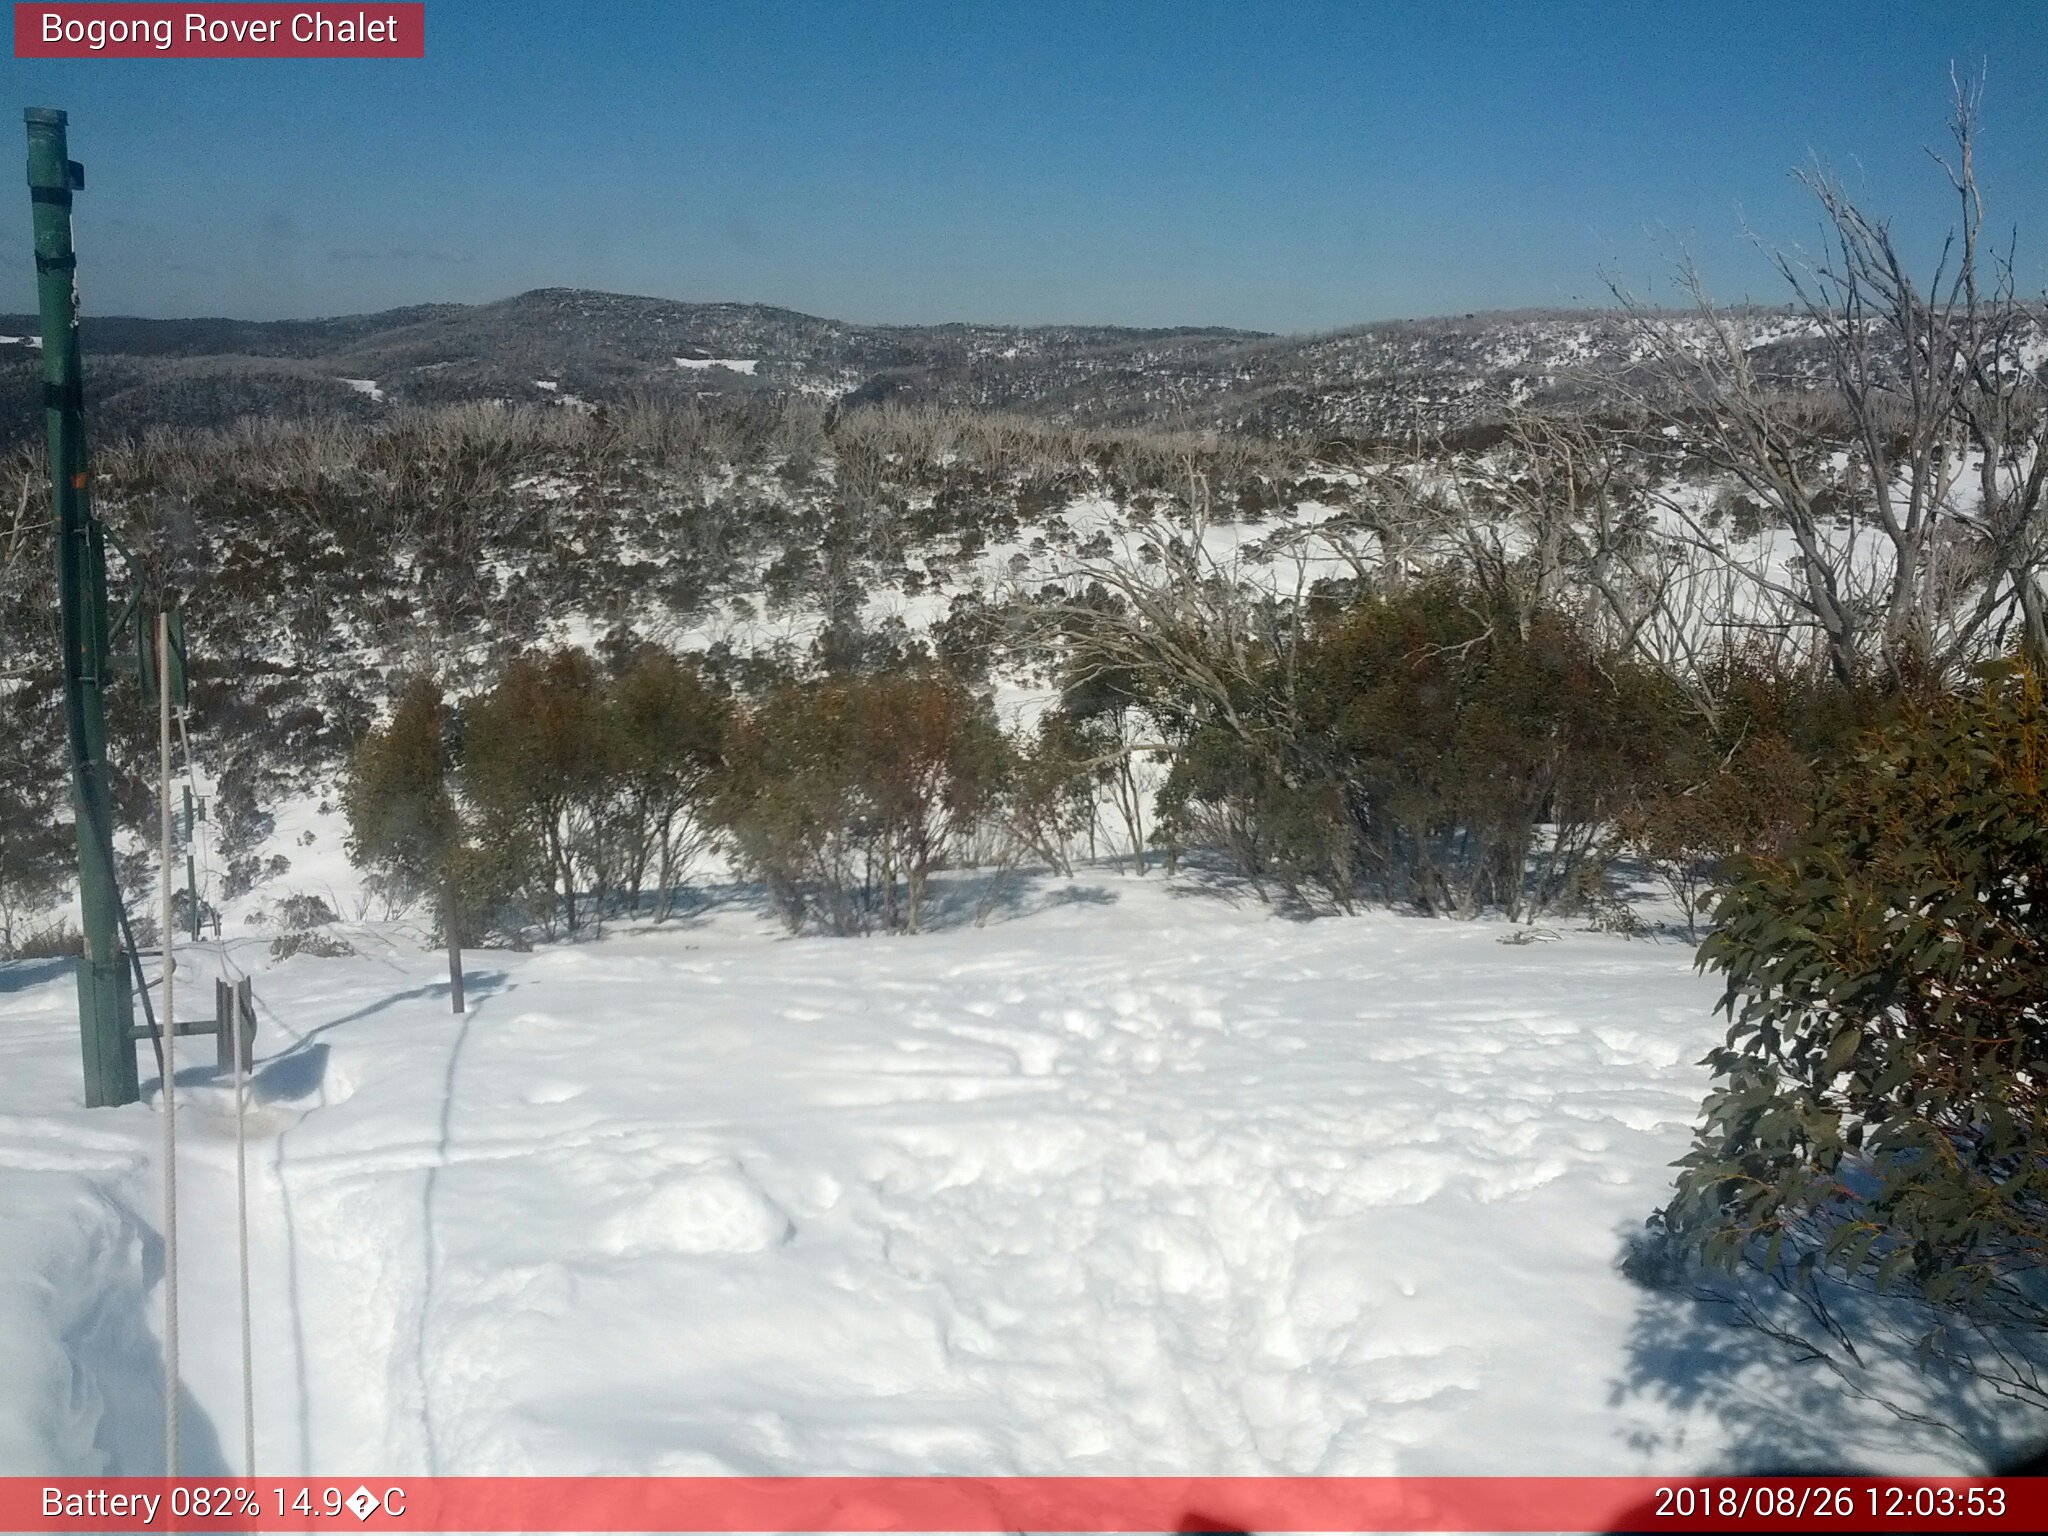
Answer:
xmin=0 ymin=286 xmax=1817 ymax=448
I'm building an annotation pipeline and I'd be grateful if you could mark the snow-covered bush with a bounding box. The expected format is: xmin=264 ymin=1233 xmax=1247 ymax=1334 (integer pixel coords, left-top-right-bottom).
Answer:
xmin=263 ymin=891 xmax=354 ymax=960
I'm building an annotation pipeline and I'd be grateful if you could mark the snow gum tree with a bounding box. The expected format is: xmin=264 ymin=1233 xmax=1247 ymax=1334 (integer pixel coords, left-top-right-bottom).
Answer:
xmin=461 ymin=649 xmax=617 ymax=938
xmin=714 ymin=669 xmax=1005 ymax=935
xmin=0 ymin=753 xmax=70 ymax=958
xmin=0 ymin=474 xmax=72 ymax=957
xmin=606 ymin=645 xmax=728 ymax=921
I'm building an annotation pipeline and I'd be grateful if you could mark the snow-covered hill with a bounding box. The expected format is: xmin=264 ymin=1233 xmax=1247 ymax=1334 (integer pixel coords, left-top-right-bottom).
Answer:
xmin=0 ymin=289 xmax=1865 ymax=449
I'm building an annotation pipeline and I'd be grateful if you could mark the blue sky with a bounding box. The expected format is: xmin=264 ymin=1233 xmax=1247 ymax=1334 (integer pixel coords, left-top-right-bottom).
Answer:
xmin=5 ymin=0 xmax=2048 ymax=331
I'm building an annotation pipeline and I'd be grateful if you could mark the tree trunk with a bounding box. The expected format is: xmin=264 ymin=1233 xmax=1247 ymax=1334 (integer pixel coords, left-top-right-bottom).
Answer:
xmin=654 ymin=809 xmax=677 ymax=923
xmin=550 ymin=810 xmax=577 ymax=934
xmin=1117 ymin=757 xmax=1146 ymax=875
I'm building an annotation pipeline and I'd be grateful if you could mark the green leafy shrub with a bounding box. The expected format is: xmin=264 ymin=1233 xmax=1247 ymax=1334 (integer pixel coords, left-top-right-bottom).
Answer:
xmin=1158 ymin=580 xmax=1682 ymax=916
xmin=461 ymin=649 xmax=616 ymax=937
xmin=343 ymin=675 xmax=468 ymax=934
xmin=606 ymin=645 xmax=728 ymax=921
xmin=715 ymin=669 xmax=1006 ymax=934
xmin=1625 ymin=654 xmax=1878 ymax=937
xmin=1665 ymin=663 xmax=2048 ymax=1390
xmin=999 ymin=711 xmax=1101 ymax=877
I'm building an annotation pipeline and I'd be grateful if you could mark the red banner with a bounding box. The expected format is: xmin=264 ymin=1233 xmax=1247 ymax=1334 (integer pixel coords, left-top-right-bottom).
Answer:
xmin=13 ymin=5 xmax=423 ymax=58
xmin=1 ymin=1476 xmax=2044 ymax=1533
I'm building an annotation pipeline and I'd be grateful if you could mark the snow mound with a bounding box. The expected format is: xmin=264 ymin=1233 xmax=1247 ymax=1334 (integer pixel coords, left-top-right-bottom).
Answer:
xmin=0 ymin=1181 xmax=162 ymax=1473
xmin=597 ymin=1160 xmax=793 ymax=1256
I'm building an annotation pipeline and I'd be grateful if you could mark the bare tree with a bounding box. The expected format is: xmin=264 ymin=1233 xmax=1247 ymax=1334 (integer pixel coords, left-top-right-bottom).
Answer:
xmin=1457 ymin=413 xmax=1784 ymax=722
xmin=1611 ymin=77 xmax=2048 ymax=688
xmin=1 ymin=474 xmax=38 ymax=602
xmin=1029 ymin=438 xmax=1313 ymax=880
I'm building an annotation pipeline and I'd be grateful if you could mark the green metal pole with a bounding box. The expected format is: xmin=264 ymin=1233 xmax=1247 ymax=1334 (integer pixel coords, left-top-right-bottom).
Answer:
xmin=28 ymin=107 xmax=137 ymax=1108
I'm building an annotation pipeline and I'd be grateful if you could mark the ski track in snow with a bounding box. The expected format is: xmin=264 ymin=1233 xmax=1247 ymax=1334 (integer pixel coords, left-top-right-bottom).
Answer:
xmin=3 ymin=873 xmax=2042 ymax=1479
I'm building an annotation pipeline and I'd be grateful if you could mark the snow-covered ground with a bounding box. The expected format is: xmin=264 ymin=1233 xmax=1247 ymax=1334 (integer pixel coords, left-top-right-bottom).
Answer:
xmin=6 ymin=869 xmax=2043 ymax=1483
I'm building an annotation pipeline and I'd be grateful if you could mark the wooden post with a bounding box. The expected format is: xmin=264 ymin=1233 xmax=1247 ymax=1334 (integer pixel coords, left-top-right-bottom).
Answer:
xmin=235 ymin=978 xmax=254 ymax=1074
xmin=212 ymin=977 xmax=254 ymax=1074
xmin=445 ymin=868 xmax=465 ymax=1014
